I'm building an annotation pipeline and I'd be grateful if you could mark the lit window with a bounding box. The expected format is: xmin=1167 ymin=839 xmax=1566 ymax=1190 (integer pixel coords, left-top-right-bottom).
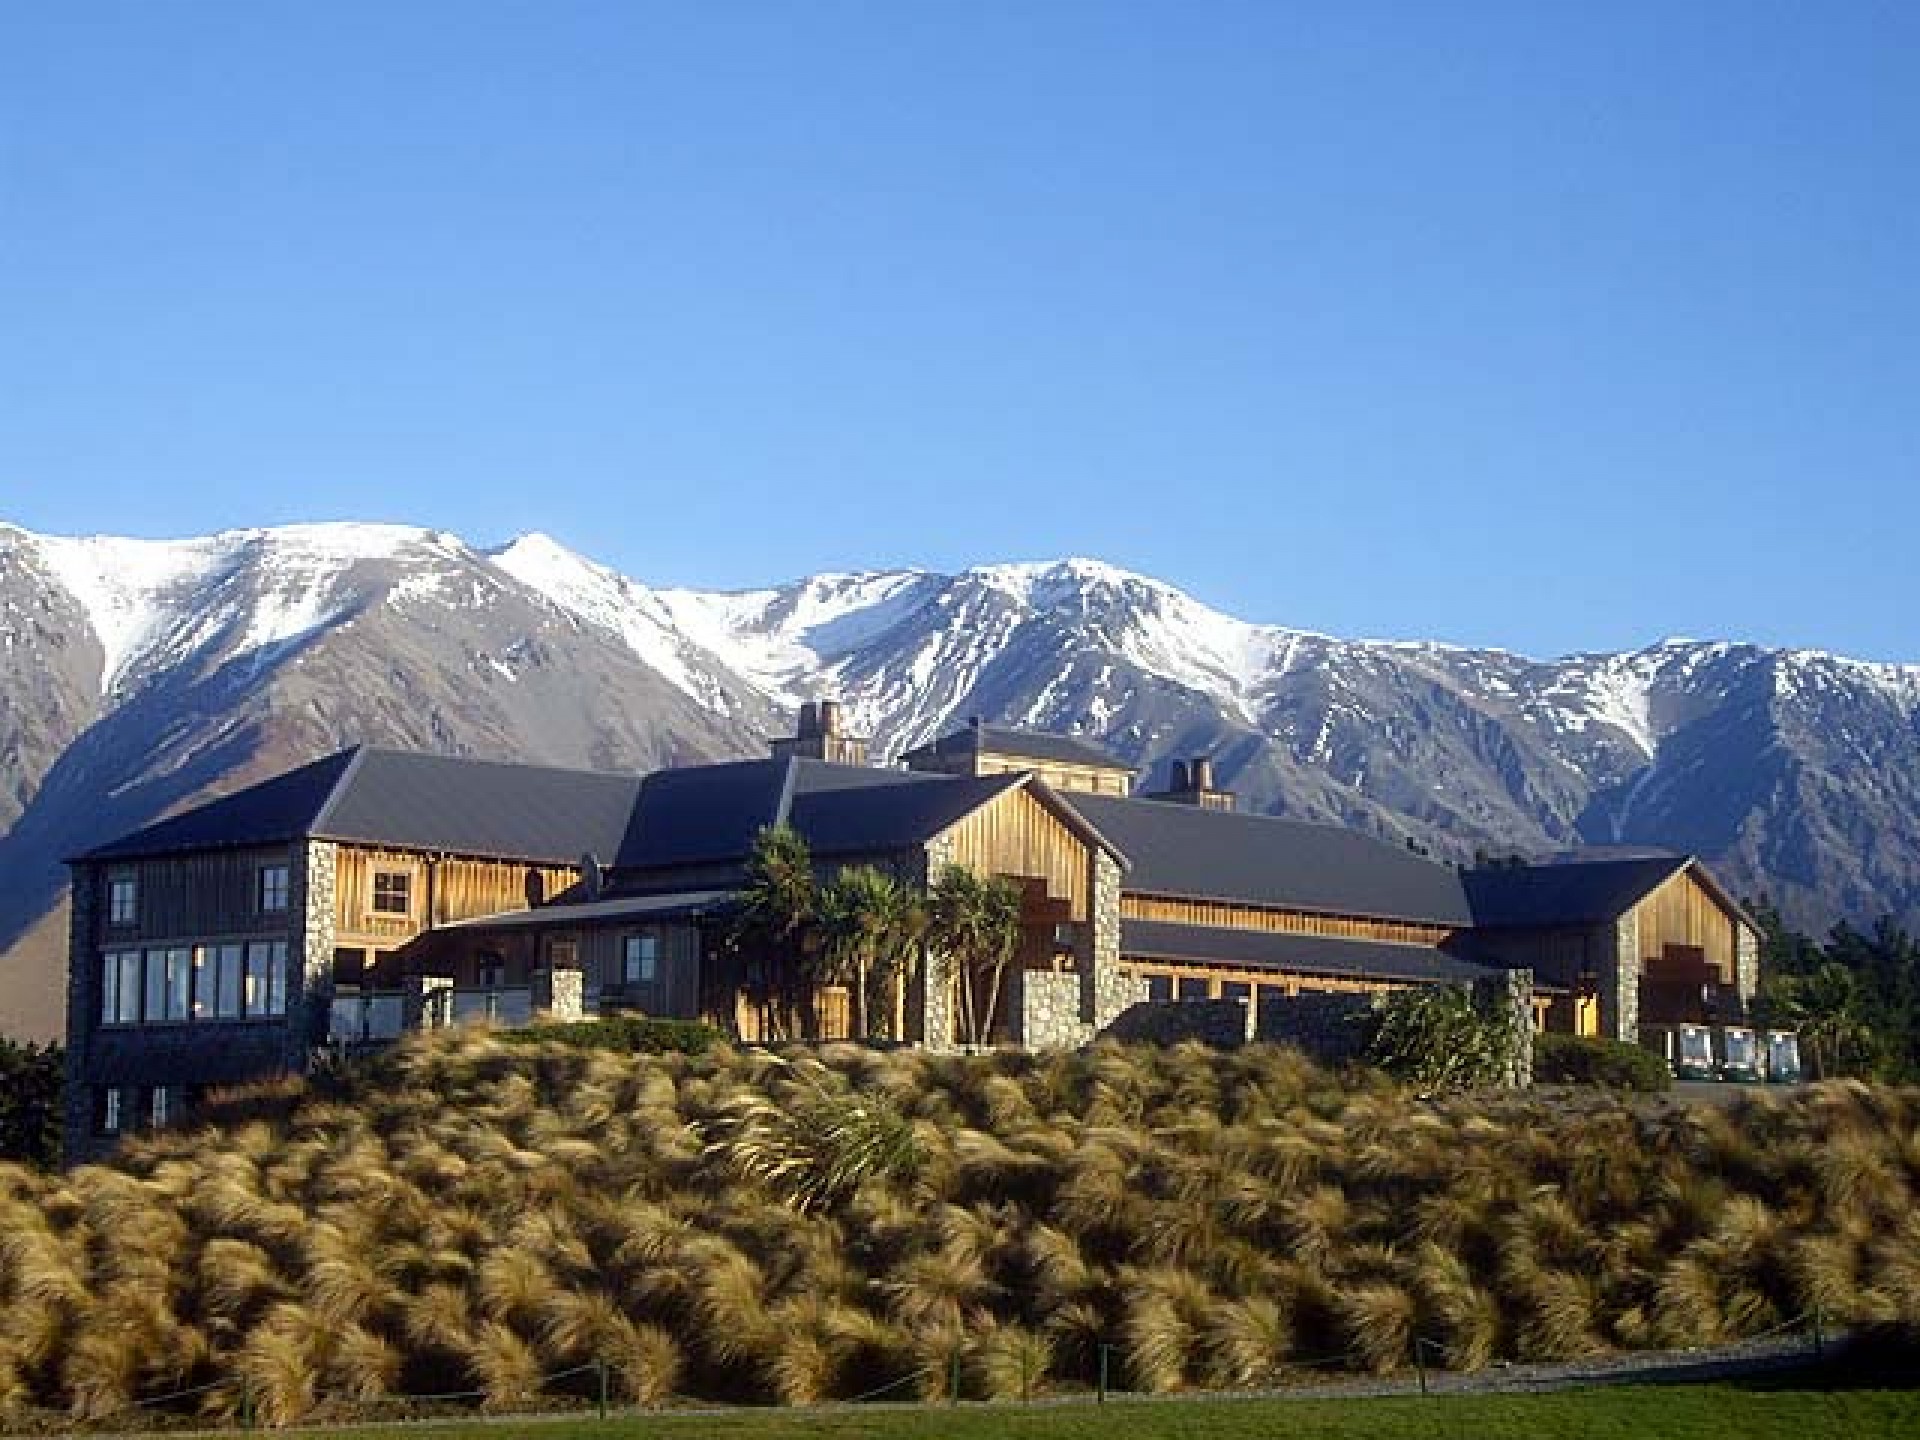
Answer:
xmin=195 ymin=944 xmax=245 ymax=1020
xmin=623 ymin=934 xmax=659 ymax=985
xmin=259 ymin=864 xmax=290 ymax=913
xmin=163 ymin=948 xmax=192 ymax=1021
xmin=372 ymin=870 xmax=412 ymax=917
xmin=108 ymin=875 xmax=137 ymax=926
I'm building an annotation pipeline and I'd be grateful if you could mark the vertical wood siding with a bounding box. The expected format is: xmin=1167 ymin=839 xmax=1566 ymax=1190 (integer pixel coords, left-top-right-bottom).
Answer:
xmin=1634 ymin=867 xmax=1736 ymax=978
xmin=1119 ymin=893 xmax=1456 ymax=946
xmin=938 ymin=788 xmax=1093 ymax=920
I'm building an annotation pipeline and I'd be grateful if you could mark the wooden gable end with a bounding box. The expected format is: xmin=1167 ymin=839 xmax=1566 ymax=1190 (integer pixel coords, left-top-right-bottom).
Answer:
xmin=1633 ymin=863 xmax=1741 ymax=981
xmin=935 ymin=785 xmax=1095 ymax=922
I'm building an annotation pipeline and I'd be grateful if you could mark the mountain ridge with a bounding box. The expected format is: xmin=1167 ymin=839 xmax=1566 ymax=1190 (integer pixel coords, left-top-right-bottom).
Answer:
xmin=3 ymin=517 xmax=1917 ymax=1039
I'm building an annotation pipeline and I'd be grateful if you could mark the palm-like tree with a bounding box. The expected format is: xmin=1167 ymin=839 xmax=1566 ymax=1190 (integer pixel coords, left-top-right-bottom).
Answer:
xmin=927 ymin=867 xmax=1022 ymax=1047
xmin=817 ymin=866 xmax=925 ymax=1040
xmin=733 ymin=825 xmax=819 ymax=1039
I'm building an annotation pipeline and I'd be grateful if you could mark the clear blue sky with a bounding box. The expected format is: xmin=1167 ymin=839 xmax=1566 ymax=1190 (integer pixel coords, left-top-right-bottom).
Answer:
xmin=2 ymin=2 xmax=1915 ymax=660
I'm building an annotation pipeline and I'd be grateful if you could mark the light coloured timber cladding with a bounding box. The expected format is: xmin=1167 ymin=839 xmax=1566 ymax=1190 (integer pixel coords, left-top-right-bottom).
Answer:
xmin=333 ymin=845 xmax=578 ymax=946
xmin=938 ymin=787 xmax=1093 ymax=921
xmin=1633 ymin=867 xmax=1736 ymax=979
xmin=97 ymin=845 xmax=296 ymax=943
xmin=1120 ymin=892 xmax=1456 ymax=946
xmin=971 ymin=754 xmax=1132 ymax=796
xmin=1122 ymin=959 xmax=1411 ymax=998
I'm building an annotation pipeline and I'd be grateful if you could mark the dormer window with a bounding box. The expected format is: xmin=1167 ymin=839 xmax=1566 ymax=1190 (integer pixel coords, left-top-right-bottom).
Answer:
xmin=371 ymin=869 xmax=413 ymax=917
xmin=107 ymin=874 xmax=138 ymax=927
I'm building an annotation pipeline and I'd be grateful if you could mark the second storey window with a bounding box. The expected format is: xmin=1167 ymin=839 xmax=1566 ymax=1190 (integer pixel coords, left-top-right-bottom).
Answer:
xmin=622 ymin=934 xmax=659 ymax=985
xmin=371 ymin=869 xmax=412 ymax=917
xmin=259 ymin=864 xmax=290 ymax=913
xmin=107 ymin=875 xmax=137 ymax=927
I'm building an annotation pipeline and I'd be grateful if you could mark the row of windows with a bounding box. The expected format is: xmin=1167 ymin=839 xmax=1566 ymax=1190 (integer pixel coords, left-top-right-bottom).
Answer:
xmin=99 ymin=941 xmax=289 ymax=1026
xmin=95 ymin=1084 xmax=192 ymax=1136
xmin=105 ymin=864 xmax=290 ymax=928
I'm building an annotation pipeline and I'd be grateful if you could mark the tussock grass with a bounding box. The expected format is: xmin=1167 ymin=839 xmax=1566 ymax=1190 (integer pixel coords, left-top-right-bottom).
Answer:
xmin=1 ymin=1030 xmax=1917 ymax=1426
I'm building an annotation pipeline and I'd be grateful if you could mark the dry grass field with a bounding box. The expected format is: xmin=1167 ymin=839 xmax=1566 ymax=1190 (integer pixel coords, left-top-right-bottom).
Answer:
xmin=2 ymin=1030 xmax=1917 ymax=1430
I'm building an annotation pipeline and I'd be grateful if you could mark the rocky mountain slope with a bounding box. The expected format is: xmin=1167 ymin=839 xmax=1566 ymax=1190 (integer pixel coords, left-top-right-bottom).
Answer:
xmin=4 ymin=519 xmax=1917 ymax=1038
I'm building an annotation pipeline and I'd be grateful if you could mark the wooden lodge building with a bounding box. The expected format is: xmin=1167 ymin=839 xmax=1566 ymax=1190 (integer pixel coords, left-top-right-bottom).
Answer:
xmin=64 ymin=705 xmax=1761 ymax=1157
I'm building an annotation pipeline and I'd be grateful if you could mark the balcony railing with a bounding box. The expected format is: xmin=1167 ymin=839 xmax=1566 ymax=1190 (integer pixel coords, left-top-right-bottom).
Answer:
xmin=329 ymin=989 xmax=406 ymax=1043
xmin=449 ymin=986 xmax=533 ymax=1028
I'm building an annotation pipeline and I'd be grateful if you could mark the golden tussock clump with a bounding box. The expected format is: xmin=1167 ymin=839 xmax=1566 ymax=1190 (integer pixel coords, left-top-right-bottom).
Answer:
xmin=0 ymin=1030 xmax=1916 ymax=1425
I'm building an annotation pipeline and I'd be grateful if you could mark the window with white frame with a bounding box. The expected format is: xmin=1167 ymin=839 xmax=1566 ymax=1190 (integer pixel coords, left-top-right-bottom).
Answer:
xmin=97 ymin=1087 xmax=124 ymax=1135
xmin=150 ymin=1086 xmax=175 ymax=1128
xmin=622 ymin=933 xmax=659 ymax=985
xmin=107 ymin=874 xmax=137 ymax=926
xmin=259 ymin=863 xmax=290 ymax=913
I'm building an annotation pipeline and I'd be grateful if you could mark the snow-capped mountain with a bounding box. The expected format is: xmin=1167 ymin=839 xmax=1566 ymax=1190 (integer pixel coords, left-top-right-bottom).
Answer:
xmin=4 ymin=518 xmax=1919 ymax=1038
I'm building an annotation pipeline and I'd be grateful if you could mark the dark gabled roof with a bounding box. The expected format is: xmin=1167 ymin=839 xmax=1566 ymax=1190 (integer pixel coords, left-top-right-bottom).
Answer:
xmin=612 ymin=758 xmax=795 ymax=869
xmin=315 ymin=749 xmax=642 ymax=864
xmin=900 ymin=722 xmax=1133 ymax=773
xmin=1065 ymin=794 xmax=1475 ymax=926
xmin=1120 ymin=920 xmax=1500 ymax=984
xmin=791 ymin=771 xmax=1026 ymax=857
xmin=78 ymin=750 xmax=360 ymax=861
xmin=1462 ymin=856 xmax=1693 ymax=928
xmin=79 ymin=747 xmax=643 ymax=866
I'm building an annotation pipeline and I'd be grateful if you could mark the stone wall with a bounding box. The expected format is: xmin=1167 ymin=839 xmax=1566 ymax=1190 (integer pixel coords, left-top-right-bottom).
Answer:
xmin=1014 ymin=970 xmax=1090 ymax=1051
xmin=285 ymin=840 xmax=338 ymax=1068
xmin=1105 ymin=998 xmax=1252 ymax=1048
xmin=1084 ymin=851 xmax=1133 ymax=1029
xmin=1608 ymin=911 xmax=1640 ymax=1043
xmin=917 ymin=836 xmax=958 ymax=1049
xmin=1473 ymin=967 xmax=1535 ymax=1087
xmin=1252 ymin=991 xmax=1379 ymax=1064
xmin=533 ymin=965 xmax=585 ymax=1023
xmin=1735 ymin=925 xmax=1760 ymax=1014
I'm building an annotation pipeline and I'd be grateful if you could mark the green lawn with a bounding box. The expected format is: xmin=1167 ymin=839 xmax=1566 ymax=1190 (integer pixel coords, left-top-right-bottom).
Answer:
xmin=294 ymin=1384 xmax=1920 ymax=1440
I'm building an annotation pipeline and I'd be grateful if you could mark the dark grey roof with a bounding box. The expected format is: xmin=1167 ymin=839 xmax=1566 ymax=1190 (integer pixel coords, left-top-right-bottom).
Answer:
xmin=315 ymin=749 xmax=642 ymax=863
xmin=1120 ymin=920 xmax=1500 ymax=984
xmin=614 ymin=757 xmax=1049 ymax=871
xmin=78 ymin=750 xmax=359 ymax=861
xmin=1463 ymin=856 xmax=1691 ymax=927
xmin=442 ymin=889 xmax=734 ymax=931
xmin=791 ymin=772 xmax=1026 ymax=857
xmin=80 ymin=747 xmax=643 ymax=866
xmin=901 ymin=722 xmax=1132 ymax=772
xmin=1065 ymin=794 xmax=1474 ymax=925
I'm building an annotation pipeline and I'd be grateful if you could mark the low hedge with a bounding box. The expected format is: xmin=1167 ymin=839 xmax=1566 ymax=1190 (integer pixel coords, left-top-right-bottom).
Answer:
xmin=503 ymin=1013 xmax=725 ymax=1055
xmin=1534 ymin=1032 xmax=1672 ymax=1092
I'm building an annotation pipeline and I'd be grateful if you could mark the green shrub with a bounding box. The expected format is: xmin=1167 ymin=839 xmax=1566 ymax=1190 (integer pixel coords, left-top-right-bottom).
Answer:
xmin=1364 ymin=986 xmax=1518 ymax=1093
xmin=501 ymin=1014 xmax=723 ymax=1055
xmin=1533 ymin=1033 xmax=1672 ymax=1092
xmin=0 ymin=1037 xmax=63 ymax=1167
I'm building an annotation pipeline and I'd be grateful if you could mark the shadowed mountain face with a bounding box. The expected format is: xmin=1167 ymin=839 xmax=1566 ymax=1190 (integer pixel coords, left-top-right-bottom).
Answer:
xmin=4 ymin=521 xmax=1917 ymax=1039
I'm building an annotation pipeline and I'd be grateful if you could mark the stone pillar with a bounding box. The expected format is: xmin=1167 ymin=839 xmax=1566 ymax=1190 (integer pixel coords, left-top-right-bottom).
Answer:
xmin=286 ymin=840 xmax=338 ymax=1069
xmin=63 ymin=863 xmax=99 ymax=1164
xmin=1734 ymin=925 xmax=1760 ymax=1016
xmin=918 ymin=836 xmax=959 ymax=1049
xmin=1083 ymin=850 xmax=1135 ymax=1029
xmin=1607 ymin=912 xmax=1641 ymax=1043
xmin=533 ymin=965 xmax=585 ymax=1023
xmin=1474 ymin=968 xmax=1535 ymax=1088
xmin=404 ymin=974 xmax=455 ymax=1031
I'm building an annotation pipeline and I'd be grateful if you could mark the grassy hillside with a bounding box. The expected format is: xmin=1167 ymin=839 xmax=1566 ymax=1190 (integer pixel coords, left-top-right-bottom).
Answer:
xmin=2 ymin=1032 xmax=1918 ymax=1429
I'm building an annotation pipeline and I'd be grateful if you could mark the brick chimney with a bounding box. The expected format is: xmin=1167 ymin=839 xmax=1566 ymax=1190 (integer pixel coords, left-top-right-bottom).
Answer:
xmin=1142 ymin=754 xmax=1235 ymax=811
xmin=770 ymin=698 xmax=870 ymax=767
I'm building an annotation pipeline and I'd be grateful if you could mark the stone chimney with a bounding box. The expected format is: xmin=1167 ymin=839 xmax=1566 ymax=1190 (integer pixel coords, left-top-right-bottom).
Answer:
xmin=770 ymin=698 xmax=870 ymax=767
xmin=1142 ymin=753 xmax=1235 ymax=811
